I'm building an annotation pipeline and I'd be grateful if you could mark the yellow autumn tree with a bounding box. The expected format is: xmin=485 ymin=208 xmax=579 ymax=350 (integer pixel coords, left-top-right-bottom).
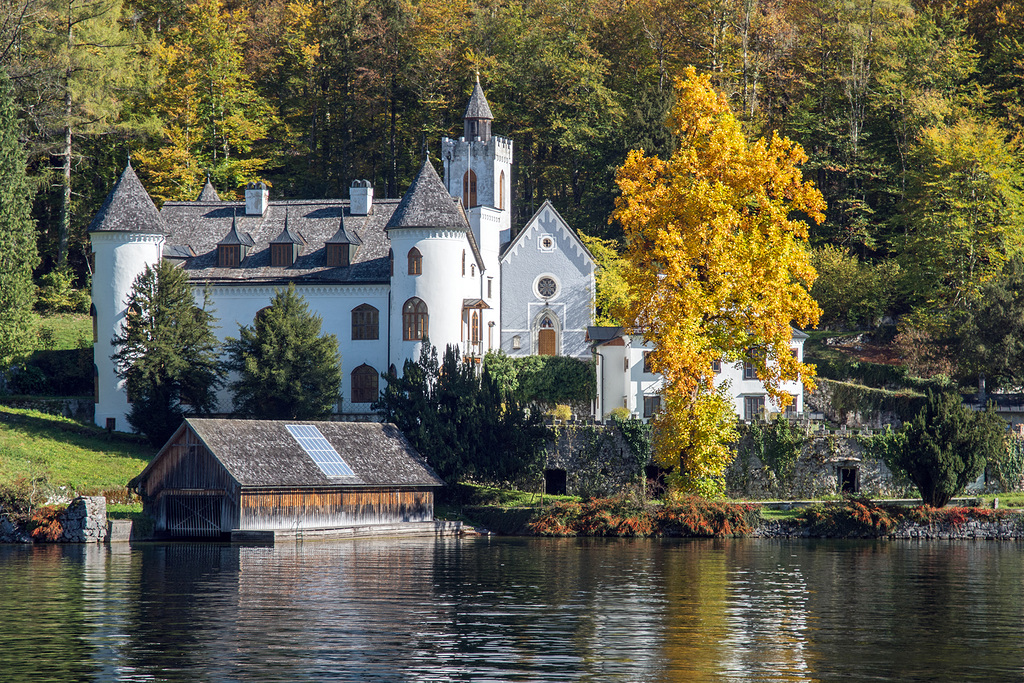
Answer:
xmin=612 ymin=67 xmax=824 ymax=497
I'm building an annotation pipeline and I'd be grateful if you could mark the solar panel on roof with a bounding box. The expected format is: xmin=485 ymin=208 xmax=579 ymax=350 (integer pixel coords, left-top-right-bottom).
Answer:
xmin=286 ymin=424 xmax=355 ymax=477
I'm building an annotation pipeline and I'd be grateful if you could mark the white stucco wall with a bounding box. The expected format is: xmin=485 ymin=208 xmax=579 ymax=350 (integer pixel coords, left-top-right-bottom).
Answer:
xmin=91 ymin=232 xmax=165 ymax=430
xmin=500 ymin=203 xmax=595 ymax=359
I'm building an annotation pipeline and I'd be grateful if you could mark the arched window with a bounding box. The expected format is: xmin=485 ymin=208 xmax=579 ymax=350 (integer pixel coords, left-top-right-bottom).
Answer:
xmin=90 ymin=303 xmax=97 ymax=343
xmin=403 ymin=297 xmax=428 ymax=341
xmin=462 ymin=169 xmax=477 ymax=208
xmin=93 ymin=364 xmax=99 ymax=404
xmin=498 ymin=171 xmax=505 ymax=210
xmin=407 ymin=247 xmax=422 ymax=275
xmin=351 ymin=304 xmax=379 ymax=340
xmin=389 ymin=248 xmax=393 ymax=276
xmin=471 ymin=311 xmax=481 ymax=343
xmin=351 ymin=364 xmax=379 ymax=404
xmin=255 ymin=306 xmax=271 ymax=322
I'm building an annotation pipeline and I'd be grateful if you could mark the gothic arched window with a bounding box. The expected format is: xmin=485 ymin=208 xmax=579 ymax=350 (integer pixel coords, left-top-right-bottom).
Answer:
xmin=408 ymin=247 xmax=422 ymax=275
xmin=351 ymin=304 xmax=379 ymax=340
xmin=351 ymin=364 xmax=379 ymax=404
xmin=463 ymin=170 xmax=477 ymax=208
xmin=498 ymin=171 xmax=505 ymax=210
xmin=403 ymin=297 xmax=428 ymax=341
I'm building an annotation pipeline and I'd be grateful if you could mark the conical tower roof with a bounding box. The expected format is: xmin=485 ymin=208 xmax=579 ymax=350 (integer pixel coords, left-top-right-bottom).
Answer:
xmin=385 ymin=159 xmax=468 ymax=232
xmin=197 ymin=176 xmax=220 ymax=201
xmin=88 ymin=161 xmax=166 ymax=234
xmin=463 ymin=74 xmax=493 ymax=120
xmin=326 ymin=212 xmax=361 ymax=245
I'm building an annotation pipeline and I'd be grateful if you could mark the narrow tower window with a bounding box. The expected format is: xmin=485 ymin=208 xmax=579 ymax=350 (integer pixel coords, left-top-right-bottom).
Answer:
xmin=462 ymin=170 xmax=477 ymax=208
xmin=498 ymin=171 xmax=505 ymax=210
xmin=408 ymin=247 xmax=422 ymax=275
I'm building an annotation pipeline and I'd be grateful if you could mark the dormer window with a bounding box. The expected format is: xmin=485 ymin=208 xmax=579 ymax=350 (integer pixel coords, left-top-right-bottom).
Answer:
xmin=217 ymin=212 xmax=253 ymax=268
xmin=218 ymin=244 xmax=241 ymax=267
xmin=326 ymin=243 xmax=350 ymax=267
xmin=325 ymin=213 xmax=360 ymax=268
xmin=271 ymin=243 xmax=296 ymax=267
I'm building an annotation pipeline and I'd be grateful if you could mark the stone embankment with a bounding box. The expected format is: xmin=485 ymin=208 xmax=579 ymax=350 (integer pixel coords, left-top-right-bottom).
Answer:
xmin=0 ymin=495 xmax=110 ymax=543
xmin=754 ymin=518 xmax=1024 ymax=540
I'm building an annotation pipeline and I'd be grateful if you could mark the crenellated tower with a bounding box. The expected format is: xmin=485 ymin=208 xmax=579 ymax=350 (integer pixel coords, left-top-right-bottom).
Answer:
xmin=441 ymin=75 xmax=511 ymax=332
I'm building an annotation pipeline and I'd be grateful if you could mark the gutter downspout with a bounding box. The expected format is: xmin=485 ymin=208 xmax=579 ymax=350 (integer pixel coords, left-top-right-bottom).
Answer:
xmin=594 ymin=347 xmax=605 ymax=422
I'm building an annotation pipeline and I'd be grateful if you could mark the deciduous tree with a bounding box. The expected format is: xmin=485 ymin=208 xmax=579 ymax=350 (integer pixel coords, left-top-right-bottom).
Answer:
xmin=612 ymin=66 xmax=823 ymax=496
xmin=111 ymin=260 xmax=222 ymax=446
xmin=223 ymin=285 xmax=341 ymax=420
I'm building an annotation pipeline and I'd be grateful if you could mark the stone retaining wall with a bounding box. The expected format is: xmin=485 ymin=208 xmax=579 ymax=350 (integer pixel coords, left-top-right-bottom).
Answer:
xmin=755 ymin=518 xmax=1024 ymax=540
xmin=0 ymin=496 xmax=108 ymax=543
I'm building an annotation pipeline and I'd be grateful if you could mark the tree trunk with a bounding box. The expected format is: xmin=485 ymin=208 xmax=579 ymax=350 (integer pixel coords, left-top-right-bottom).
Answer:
xmin=60 ymin=0 xmax=73 ymax=267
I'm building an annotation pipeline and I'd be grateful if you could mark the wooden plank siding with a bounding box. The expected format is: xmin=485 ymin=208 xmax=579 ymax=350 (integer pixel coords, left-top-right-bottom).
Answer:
xmin=140 ymin=429 xmax=241 ymax=534
xmin=239 ymin=488 xmax=434 ymax=530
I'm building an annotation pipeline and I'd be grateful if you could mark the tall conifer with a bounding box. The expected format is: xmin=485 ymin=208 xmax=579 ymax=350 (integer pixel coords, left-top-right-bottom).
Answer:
xmin=0 ymin=68 xmax=39 ymax=373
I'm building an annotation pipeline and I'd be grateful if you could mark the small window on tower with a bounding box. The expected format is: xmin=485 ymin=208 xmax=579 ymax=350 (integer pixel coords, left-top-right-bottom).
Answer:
xmin=539 ymin=235 xmax=555 ymax=252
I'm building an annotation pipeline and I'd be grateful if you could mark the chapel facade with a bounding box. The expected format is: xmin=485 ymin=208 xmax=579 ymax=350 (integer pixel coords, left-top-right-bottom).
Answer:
xmin=89 ymin=78 xmax=597 ymax=431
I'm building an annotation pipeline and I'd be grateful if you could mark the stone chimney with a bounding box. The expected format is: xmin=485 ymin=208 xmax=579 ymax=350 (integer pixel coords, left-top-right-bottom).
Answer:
xmin=245 ymin=181 xmax=269 ymax=216
xmin=349 ymin=179 xmax=373 ymax=215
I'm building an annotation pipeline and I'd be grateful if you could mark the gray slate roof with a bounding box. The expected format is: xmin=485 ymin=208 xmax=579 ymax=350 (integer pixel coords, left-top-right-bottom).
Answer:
xmin=270 ymin=214 xmax=304 ymax=245
xmin=326 ymin=214 xmax=361 ymax=245
xmin=88 ymin=163 xmax=166 ymax=234
xmin=464 ymin=76 xmax=494 ymax=120
xmin=176 ymin=418 xmax=444 ymax=488
xmin=386 ymin=160 xmax=470 ymax=232
xmin=587 ymin=326 xmax=625 ymax=345
xmin=218 ymin=213 xmax=256 ymax=246
xmin=160 ymin=198 xmax=400 ymax=285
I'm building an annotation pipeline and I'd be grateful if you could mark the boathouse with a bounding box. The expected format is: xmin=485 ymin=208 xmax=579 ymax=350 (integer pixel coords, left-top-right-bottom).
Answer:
xmin=129 ymin=418 xmax=445 ymax=539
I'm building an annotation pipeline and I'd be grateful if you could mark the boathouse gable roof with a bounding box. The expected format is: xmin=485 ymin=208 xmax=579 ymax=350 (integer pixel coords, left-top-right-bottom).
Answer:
xmin=145 ymin=418 xmax=444 ymax=489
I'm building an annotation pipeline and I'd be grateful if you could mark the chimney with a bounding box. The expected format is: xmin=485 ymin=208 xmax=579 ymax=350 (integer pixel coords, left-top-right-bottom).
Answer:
xmin=349 ymin=179 xmax=373 ymax=216
xmin=245 ymin=181 xmax=269 ymax=216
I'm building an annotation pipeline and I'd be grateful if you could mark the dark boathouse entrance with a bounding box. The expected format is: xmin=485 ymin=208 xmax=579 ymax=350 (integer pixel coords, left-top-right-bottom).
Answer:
xmin=130 ymin=418 xmax=445 ymax=539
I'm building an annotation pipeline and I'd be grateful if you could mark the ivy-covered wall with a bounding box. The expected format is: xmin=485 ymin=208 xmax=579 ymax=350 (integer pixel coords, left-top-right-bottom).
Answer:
xmin=543 ymin=421 xmax=650 ymax=497
xmin=726 ymin=425 xmax=909 ymax=500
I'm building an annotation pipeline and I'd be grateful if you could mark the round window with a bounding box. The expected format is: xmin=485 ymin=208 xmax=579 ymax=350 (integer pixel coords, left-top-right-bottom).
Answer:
xmin=537 ymin=277 xmax=557 ymax=298
xmin=542 ymin=237 xmax=553 ymax=249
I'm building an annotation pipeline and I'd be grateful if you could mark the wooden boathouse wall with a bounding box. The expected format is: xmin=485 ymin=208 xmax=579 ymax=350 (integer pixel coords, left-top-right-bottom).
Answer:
xmin=239 ymin=488 xmax=434 ymax=530
xmin=138 ymin=428 xmax=241 ymax=535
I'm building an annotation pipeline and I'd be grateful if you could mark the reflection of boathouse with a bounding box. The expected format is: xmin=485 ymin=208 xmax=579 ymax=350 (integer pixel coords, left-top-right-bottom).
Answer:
xmin=130 ymin=418 xmax=445 ymax=540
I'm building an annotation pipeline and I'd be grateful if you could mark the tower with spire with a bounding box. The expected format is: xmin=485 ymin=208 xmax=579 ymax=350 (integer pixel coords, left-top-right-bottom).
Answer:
xmin=441 ymin=75 xmax=512 ymax=337
xmin=88 ymin=160 xmax=167 ymax=430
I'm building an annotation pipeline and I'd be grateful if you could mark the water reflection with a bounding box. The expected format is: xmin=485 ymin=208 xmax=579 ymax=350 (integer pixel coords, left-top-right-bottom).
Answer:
xmin=4 ymin=538 xmax=1024 ymax=681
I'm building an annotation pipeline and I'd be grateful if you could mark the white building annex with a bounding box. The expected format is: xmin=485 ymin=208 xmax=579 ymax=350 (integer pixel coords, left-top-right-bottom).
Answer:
xmin=589 ymin=327 xmax=808 ymax=422
xmin=88 ymin=78 xmax=598 ymax=431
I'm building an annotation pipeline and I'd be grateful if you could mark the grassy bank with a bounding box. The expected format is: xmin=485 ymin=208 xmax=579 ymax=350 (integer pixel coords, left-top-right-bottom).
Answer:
xmin=0 ymin=405 xmax=153 ymax=503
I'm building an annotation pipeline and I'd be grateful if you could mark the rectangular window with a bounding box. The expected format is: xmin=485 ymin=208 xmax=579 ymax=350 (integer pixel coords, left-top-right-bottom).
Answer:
xmin=643 ymin=395 xmax=661 ymax=418
xmin=745 ymin=348 xmax=765 ymax=380
xmin=487 ymin=278 xmax=492 ymax=299
xmin=270 ymin=243 xmax=293 ymax=267
xmin=105 ymin=417 xmax=116 ymax=431
xmin=352 ymin=306 xmax=379 ymax=340
xmin=217 ymin=244 xmax=240 ymax=268
xmin=643 ymin=351 xmax=653 ymax=374
xmin=744 ymin=395 xmax=766 ymax=421
xmin=712 ymin=359 xmax=721 ymax=374
xmin=326 ymin=244 xmax=350 ymax=268
xmin=785 ymin=394 xmax=798 ymax=417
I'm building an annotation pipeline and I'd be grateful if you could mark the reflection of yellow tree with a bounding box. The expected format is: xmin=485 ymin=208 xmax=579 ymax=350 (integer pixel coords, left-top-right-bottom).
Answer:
xmin=658 ymin=538 xmax=732 ymax=681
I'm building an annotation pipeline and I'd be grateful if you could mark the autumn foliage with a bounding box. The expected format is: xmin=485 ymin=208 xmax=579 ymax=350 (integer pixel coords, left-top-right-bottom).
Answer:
xmin=528 ymin=496 xmax=758 ymax=538
xmin=612 ymin=67 xmax=824 ymax=496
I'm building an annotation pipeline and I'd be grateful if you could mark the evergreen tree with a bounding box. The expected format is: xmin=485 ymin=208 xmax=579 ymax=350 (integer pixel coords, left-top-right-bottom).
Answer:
xmin=111 ymin=260 xmax=222 ymax=446
xmin=376 ymin=343 xmax=548 ymax=485
xmin=875 ymin=391 xmax=1004 ymax=507
xmin=223 ymin=285 xmax=341 ymax=420
xmin=0 ymin=68 xmax=38 ymax=374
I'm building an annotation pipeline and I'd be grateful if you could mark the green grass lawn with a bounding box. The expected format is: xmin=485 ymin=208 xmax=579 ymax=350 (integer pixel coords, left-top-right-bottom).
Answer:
xmin=0 ymin=405 xmax=153 ymax=497
xmin=29 ymin=313 xmax=91 ymax=351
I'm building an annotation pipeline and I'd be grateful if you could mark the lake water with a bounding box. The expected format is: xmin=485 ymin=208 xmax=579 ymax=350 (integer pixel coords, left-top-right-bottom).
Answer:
xmin=2 ymin=537 xmax=1024 ymax=682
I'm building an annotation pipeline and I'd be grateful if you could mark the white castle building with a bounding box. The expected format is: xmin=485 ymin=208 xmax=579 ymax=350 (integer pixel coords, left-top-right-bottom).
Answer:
xmin=89 ymin=79 xmax=598 ymax=431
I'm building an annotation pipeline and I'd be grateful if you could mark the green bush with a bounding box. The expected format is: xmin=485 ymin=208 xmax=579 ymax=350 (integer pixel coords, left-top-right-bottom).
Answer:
xmin=872 ymin=392 xmax=1005 ymax=507
xmin=483 ymin=351 xmax=596 ymax=409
